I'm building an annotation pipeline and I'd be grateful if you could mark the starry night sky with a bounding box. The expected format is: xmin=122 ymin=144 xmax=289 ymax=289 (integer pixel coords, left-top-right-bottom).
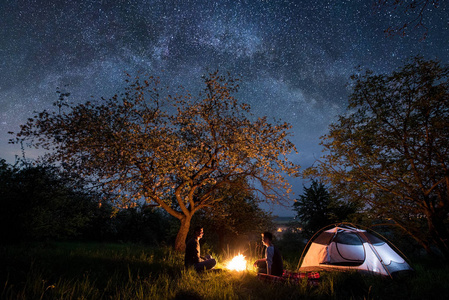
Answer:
xmin=1 ymin=0 xmax=448 ymax=215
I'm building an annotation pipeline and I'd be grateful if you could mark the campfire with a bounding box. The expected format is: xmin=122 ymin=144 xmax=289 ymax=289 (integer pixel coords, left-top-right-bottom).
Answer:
xmin=225 ymin=254 xmax=247 ymax=271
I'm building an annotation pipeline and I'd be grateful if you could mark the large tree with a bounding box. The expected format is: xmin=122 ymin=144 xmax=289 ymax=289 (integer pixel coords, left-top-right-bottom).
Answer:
xmin=307 ymin=57 xmax=449 ymax=258
xmin=12 ymin=72 xmax=300 ymax=251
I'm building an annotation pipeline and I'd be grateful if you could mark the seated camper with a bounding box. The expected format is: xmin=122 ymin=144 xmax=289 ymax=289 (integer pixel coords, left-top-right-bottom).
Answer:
xmin=253 ymin=231 xmax=283 ymax=277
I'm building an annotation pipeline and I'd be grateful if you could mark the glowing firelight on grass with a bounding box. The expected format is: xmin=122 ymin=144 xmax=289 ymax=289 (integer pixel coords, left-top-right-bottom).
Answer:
xmin=225 ymin=254 xmax=247 ymax=271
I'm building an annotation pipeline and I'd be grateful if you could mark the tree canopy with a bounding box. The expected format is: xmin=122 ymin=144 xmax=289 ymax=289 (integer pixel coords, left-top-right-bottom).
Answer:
xmin=306 ymin=57 xmax=449 ymax=258
xmin=12 ymin=71 xmax=300 ymax=251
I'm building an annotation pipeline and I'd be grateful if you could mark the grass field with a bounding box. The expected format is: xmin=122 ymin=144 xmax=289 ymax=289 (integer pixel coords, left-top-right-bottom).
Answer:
xmin=1 ymin=242 xmax=448 ymax=299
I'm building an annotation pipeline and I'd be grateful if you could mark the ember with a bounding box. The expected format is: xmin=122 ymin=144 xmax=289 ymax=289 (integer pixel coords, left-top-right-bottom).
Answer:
xmin=225 ymin=254 xmax=247 ymax=271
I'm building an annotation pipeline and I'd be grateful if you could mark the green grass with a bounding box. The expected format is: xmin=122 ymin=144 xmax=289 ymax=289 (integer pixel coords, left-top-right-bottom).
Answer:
xmin=1 ymin=242 xmax=448 ymax=299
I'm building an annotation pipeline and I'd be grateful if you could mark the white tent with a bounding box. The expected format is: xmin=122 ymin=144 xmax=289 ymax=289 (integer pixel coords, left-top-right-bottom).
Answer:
xmin=298 ymin=223 xmax=413 ymax=277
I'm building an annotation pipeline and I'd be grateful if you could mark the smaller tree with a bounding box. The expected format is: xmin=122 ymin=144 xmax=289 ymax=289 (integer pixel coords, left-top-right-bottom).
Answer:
xmin=293 ymin=180 xmax=357 ymax=238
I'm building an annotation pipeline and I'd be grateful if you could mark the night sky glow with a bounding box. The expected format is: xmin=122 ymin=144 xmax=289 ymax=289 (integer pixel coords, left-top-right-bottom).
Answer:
xmin=1 ymin=0 xmax=448 ymax=215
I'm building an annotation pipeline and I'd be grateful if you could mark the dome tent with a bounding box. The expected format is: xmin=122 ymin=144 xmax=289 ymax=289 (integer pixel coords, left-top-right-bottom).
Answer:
xmin=297 ymin=223 xmax=413 ymax=277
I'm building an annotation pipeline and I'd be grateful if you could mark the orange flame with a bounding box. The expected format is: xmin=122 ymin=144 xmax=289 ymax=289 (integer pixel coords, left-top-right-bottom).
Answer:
xmin=225 ymin=254 xmax=247 ymax=271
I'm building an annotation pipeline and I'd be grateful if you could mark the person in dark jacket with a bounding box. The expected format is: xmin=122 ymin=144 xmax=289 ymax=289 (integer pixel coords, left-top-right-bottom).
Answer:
xmin=185 ymin=226 xmax=217 ymax=272
xmin=253 ymin=231 xmax=283 ymax=276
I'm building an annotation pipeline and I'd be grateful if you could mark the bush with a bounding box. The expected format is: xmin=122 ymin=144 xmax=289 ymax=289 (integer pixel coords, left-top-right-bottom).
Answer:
xmin=0 ymin=159 xmax=98 ymax=243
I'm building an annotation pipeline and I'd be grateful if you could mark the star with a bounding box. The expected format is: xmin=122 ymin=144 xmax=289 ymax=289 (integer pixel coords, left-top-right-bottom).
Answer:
xmin=1 ymin=0 xmax=447 ymax=215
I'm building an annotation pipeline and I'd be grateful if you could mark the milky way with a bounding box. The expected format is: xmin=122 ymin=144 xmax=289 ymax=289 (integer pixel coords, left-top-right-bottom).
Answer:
xmin=1 ymin=0 xmax=448 ymax=215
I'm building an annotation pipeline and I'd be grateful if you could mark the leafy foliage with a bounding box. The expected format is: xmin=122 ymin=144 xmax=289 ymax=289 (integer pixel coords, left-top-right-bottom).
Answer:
xmin=12 ymin=71 xmax=300 ymax=251
xmin=307 ymin=57 xmax=449 ymax=258
xmin=112 ymin=205 xmax=172 ymax=245
xmin=0 ymin=159 xmax=97 ymax=243
xmin=82 ymin=202 xmax=173 ymax=246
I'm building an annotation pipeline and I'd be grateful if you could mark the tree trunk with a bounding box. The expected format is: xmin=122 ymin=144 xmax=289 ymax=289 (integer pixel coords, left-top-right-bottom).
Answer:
xmin=174 ymin=216 xmax=192 ymax=252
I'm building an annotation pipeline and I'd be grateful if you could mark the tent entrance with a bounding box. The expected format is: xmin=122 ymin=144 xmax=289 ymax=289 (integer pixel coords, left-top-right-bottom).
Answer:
xmin=320 ymin=230 xmax=366 ymax=266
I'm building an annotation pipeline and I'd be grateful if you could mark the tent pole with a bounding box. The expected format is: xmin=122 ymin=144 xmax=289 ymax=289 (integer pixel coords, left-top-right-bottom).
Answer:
xmin=358 ymin=230 xmax=393 ymax=278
